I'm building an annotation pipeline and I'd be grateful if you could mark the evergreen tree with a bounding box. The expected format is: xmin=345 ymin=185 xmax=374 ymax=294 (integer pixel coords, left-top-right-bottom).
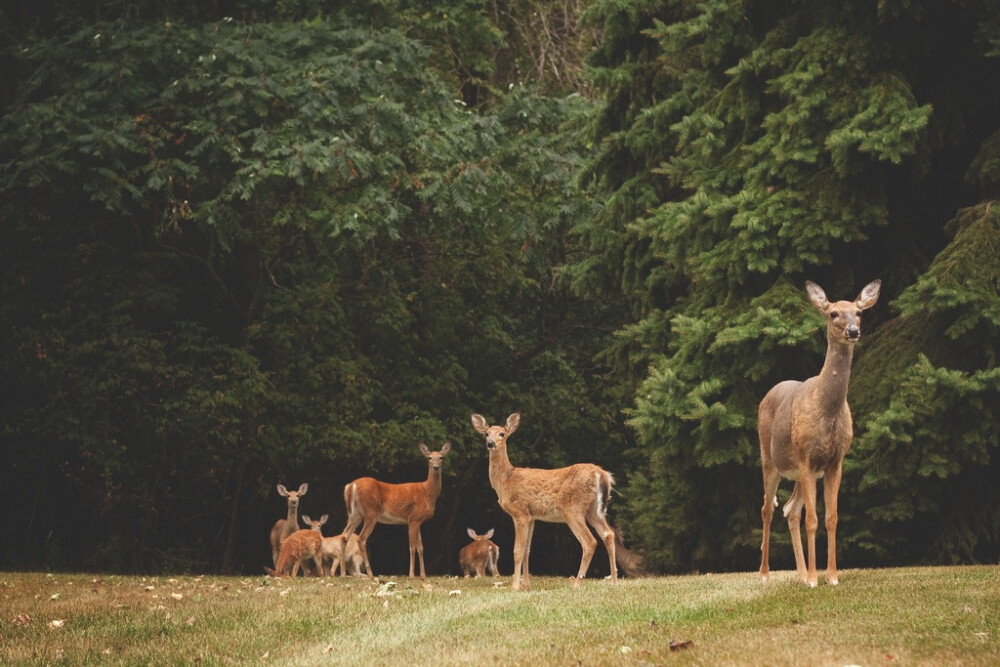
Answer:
xmin=580 ymin=0 xmax=1000 ymax=571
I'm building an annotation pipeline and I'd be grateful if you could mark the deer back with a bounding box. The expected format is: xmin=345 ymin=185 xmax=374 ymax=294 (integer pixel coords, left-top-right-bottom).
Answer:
xmin=275 ymin=529 xmax=322 ymax=574
xmin=499 ymin=463 xmax=612 ymax=521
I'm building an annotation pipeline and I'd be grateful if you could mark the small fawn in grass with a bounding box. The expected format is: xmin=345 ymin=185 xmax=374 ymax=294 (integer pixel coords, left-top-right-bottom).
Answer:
xmin=267 ymin=529 xmax=323 ymax=578
xmin=459 ymin=528 xmax=500 ymax=578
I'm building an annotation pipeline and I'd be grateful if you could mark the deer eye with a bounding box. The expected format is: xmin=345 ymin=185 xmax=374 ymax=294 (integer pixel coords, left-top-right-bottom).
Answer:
xmin=830 ymin=311 xmax=839 ymax=319
xmin=854 ymin=311 xmax=862 ymax=318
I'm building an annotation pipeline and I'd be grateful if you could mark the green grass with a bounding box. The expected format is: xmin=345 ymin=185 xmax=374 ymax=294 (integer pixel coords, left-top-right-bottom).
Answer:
xmin=1 ymin=567 xmax=997 ymax=665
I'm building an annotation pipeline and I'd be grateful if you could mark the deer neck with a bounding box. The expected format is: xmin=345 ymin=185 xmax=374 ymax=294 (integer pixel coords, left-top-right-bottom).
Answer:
xmin=284 ymin=504 xmax=298 ymax=533
xmin=488 ymin=447 xmax=515 ymax=495
xmin=815 ymin=338 xmax=855 ymax=414
xmin=424 ymin=465 xmax=442 ymax=504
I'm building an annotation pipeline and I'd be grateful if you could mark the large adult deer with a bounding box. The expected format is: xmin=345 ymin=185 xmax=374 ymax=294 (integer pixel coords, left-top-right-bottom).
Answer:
xmin=758 ymin=279 xmax=881 ymax=587
xmin=470 ymin=412 xmax=617 ymax=591
xmin=341 ymin=442 xmax=451 ymax=578
xmin=270 ymin=483 xmax=308 ymax=569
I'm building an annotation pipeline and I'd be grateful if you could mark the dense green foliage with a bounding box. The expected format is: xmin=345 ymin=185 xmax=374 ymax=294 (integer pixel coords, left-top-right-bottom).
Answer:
xmin=2 ymin=0 xmax=997 ymax=575
xmin=0 ymin=16 xmax=622 ymax=573
xmin=581 ymin=0 xmax=1000 ymax=571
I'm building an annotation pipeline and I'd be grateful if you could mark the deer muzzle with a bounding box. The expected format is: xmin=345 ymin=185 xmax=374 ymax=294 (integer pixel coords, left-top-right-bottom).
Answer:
xmin=845 ymin=325 xmax=861 ymax=340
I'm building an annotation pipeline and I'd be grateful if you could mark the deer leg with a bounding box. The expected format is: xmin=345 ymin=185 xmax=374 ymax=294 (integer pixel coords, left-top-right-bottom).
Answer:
xmin=357 ymin=519 xmax=377 ymax=578
xmin=783 ymin=482 xmax=807 ymax=583
xmin=824 ymin=462 xmax=843 ymax=586
xmin=523 ymin=519 xmax=535 ymax=589
xmin=511 ymin=516 xmax=531 ymax=591
xmin=587 ymin=509 xmax=617 ymax=583
xmin=566 ymin=514 xmax=598 ymax=587
xmin=798 ymin=473 xmax=820 ymax=587
xmin=408 ymin=523 xmax=426 ymax=578
xmin=759 ymin=467 xmax=781 ymax=582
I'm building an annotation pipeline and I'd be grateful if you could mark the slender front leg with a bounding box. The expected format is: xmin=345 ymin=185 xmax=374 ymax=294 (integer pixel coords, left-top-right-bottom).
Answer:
xmin=511 ymin=516 xmax=530 ymax=591
xmin=799 ymin=473 xmax=820 ymax=587
xmin=523 ymin=520 xmax=535 ymax=589
xmin=824 ymin=462 xmax=843 ymax=585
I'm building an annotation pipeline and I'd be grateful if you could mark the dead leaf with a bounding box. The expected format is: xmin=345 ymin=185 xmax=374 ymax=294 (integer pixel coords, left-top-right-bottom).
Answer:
xmin=171 ymin=593 xmax=183 ymax=600
xmin=669 ymin=639 xmax=693 ymax=651
xmin=48 ymin=619 xmax=65 ymax=629
xmin=448 ymin=590 xmax=462 ymax=597
xmin=12 ymin=613 xmax=31 ymax=627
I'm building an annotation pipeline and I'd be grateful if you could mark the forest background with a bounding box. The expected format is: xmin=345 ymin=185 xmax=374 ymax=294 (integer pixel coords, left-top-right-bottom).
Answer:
xmin=1 ymin=0 xmax=998 ymax=577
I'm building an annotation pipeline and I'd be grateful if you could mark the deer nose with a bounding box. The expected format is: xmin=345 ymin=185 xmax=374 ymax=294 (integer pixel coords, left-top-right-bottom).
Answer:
xmin=846 ymin=325 xmax=860 ymax=339
xmin=486 ymin=439 xmax=496 ymax=449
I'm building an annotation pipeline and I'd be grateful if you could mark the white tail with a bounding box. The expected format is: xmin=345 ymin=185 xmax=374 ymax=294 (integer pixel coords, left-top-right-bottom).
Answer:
xmin=759 ymin=279 xmax=881 ymax=587
xmin=270 ymin=529 xmax=323 ymax=578
xmin=470 ymin=412 xmax=617 ymax=591
xmin=341 ymin=442 xmax=452 ymax=578
xmin=458 ymin=528 xmax=500 ymax=578
xmin=270 ymin=483 xmax=308 ymax=568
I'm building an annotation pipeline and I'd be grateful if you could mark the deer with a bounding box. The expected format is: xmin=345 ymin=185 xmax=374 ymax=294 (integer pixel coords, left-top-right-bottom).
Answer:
xmin=270 ymin=482 xmax=308 ymax=569
xmin=758 ymin=279 xmax=881 ymax=587
xmin=341 ymin=442 xmax=452 ymax=578
xmin=321 ymin=533 xmax=365 ymax=577
xmin=458 ymin=528 xmax=500 ymax=578
xmin=301 ymin=514 xmax=330 ymax=576
xmin=267 ymin=528 xmax=323 ymax=578
xmin=470 ymin=412 xmax=617 ymax=591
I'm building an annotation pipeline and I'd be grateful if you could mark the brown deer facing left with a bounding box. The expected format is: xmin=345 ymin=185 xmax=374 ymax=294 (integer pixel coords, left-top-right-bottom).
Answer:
xmin=270 ymin=483 xmax=308 ymax=569
xmin=341 ymin=442 xmax=451 ymax=578
xmin=759 ymin=279 xmax=881 ymax=587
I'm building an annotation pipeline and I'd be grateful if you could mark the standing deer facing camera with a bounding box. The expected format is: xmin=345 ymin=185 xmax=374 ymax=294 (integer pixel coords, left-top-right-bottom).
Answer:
xmin=471 ymin=412 xmax=617 ymax=591
xmin=759 ymin=279 xmax=881 ymax=587
xmin=270 ymin=483 xmax=308 ymax=569
xmin=341 ymin=442 xmax=451 ymax=578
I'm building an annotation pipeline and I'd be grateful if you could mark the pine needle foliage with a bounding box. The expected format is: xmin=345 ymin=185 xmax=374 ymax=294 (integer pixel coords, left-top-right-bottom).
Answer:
xmin=579 ymin=0 xmax=1000 ymax=571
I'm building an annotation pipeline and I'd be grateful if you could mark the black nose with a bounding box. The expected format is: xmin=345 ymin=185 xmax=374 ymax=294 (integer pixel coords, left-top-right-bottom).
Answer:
xmin=846 ymin=325 xmax=860 ymax=339
xmin=486 ymin=440 xmax=496 ymax=449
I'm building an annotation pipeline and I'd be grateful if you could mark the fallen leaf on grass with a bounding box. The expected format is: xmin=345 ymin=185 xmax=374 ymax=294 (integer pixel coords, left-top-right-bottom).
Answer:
xmin=50 ymin=593 xmax=61 ymax=600
xmin=12 ymin=613 xmax=31 ymax=627
xmin=448 ymin=590 xmax=462 ymax=597
xmin=171 ymin=593 xmax=183 ymax=600
xmin=668 ymin=639 xmax=693 ymax=651
xmin=48 ymin=619 xmax=65 ymax=629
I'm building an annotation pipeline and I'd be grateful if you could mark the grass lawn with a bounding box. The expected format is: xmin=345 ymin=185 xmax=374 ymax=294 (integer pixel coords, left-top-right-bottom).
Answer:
xmin=1 ymin=566 xmax=997 ymax=665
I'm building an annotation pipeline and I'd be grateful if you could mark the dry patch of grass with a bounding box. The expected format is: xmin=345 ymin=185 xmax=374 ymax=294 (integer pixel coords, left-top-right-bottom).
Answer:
xmin=1 ymin=567 xmax=997 ymax=665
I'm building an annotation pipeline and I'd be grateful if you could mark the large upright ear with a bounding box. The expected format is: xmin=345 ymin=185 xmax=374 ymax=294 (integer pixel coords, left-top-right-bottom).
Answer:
xmin=297 ymin=483 xmax=308 ymax=495
xmin=301 ymin=515 xmax=312 ymax=526
xmin=805 ymin=281 xmax=829 ymax=311
xmin=855 ymin=279 xmax=881 ymax=310
xmin=319 ymin=514 xmax=329 ymax=525
xmin=471 ymin=413 xmax=489 ymax=435
xmin=440 ymin=441 xmax=452 ymax=455
xmin=277 ymin=484 xmax=289 ymax=496
xmin=506 ymin=412 xmax=521 ymax=435
xmin=467 ymin=527 xmax=477 ymax=539
xmin=419 ymin=443 xmax=431 ymax=456
xmin=484 ymin=528 xmax=494 ymax=539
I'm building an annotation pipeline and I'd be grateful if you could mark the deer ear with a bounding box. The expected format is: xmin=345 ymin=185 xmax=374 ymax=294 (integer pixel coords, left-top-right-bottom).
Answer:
xmin=805 ymin=281 xmax=830 ymax=310
xmin=485 ymin=528 xmax=494 ymax=539
xmin=297 ymin=483 xmax=308 ymax=495
xmin=301 ymin=515 xmax=311 ymax=525
xmin=440 ymin=441 xmax=452 ymax=455
xmin=506 ymin=412 xmax=521 ymax=434
xmin=471 ymin=413 xmax=489 ymax=434
xmin=467 ymin=527 xmax=477 ymax=539
xmin=419 ymin=443 xmax=431 ymax=456
xmin=855 ymin=279 xmax=881 ymax=310
xmin=320 ymin=514 xmax=329 ymax=525
xmin=277 ymin=484 xmax=288 ymax=496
